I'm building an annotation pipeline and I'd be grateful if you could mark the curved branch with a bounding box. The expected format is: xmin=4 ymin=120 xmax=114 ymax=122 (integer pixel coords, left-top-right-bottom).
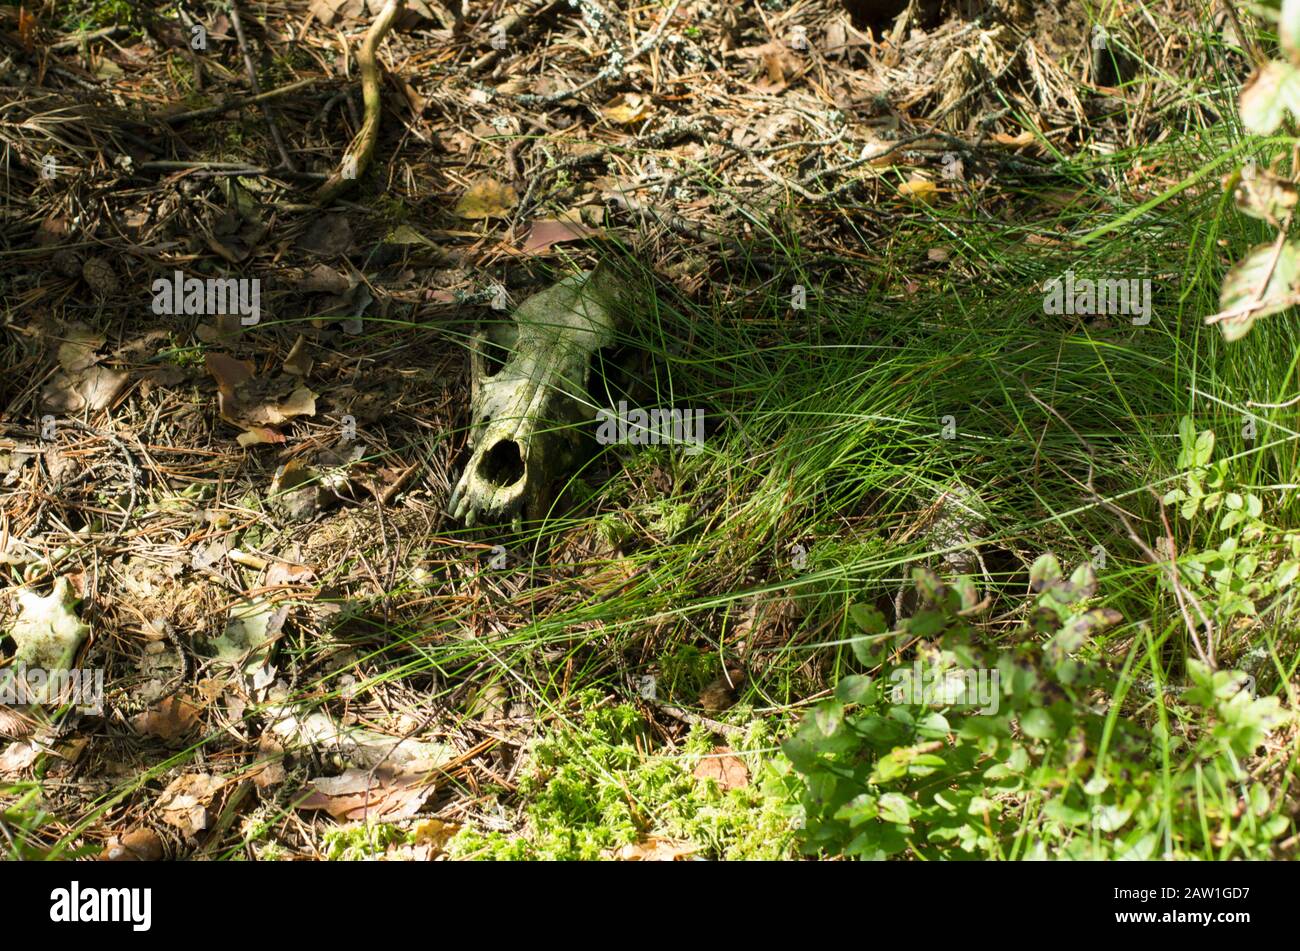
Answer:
xmin=316 ymin=0 xmax=405 ymax=204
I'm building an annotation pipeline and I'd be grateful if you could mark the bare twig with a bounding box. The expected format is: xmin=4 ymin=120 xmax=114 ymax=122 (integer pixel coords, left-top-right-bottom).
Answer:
xmin=154 ymin=76 xmax=320 ymax=125
xmin=228 ymin=1 xmax=295 ymax=172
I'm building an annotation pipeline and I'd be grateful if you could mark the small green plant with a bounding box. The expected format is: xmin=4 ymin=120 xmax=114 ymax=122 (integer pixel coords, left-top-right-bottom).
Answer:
xmin=783 ymin=564 xmax=1292 ymax=859
xmin=321 ymin=821 xmax=408 ymax=860
xmin=450 ymin=692 xmax=797 ymax=860
xmin=1164 ymin=416 xmax=1300 ymax=628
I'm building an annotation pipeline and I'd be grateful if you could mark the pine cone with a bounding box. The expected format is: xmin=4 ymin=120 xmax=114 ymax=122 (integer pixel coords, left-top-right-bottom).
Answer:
xmin=81 ymin=256 xmax=119 ymax=296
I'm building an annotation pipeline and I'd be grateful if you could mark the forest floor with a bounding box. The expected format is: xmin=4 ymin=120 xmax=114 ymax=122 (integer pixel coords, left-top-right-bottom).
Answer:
xmin=3 ymin=0 xmax=1299 ymax=861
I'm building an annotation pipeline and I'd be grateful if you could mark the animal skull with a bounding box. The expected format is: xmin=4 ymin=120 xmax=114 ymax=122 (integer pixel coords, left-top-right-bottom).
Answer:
xmin=449 ymin=267 xmax=627 ymax=528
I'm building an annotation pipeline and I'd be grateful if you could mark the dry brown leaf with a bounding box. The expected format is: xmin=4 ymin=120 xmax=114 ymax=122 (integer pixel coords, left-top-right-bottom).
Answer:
xmin=297 ymin=214 xmax=354 ymax=256
xmin=693 ymin=746 xmax=750 ymax=789
xmin=205 ymin=353 xmax=318 ymax=441
xmin=295 ymin=766 xmax=433 ymax=821
xmin=157 ymin=773 xmax=223 ymax=837
xmin=601 ymin=93 xmax=653 ymax=125
xmin=294 ymin=264 xmax=352 ymax=295
xmin=56 ymin=324 xmax=105 ymax=372
xmin=235 ymin=427 xmax=286 ymax=447
xmin=41 ymin=366 xmax=129 ymax=413
xmin=81 ymin=366 xmax=129 ymax=410
xmin=35 ymin=215 xmax=68 ymax=247
xmin=132 ymin=694 xmax=202 ymax=741
xmin=0 ymin=741 xmax=40 ymax=773
xmin=412 ymin=817 xmax=460 ymax=854
xmin=251 ymin=734 xmax=287 ymax=790
xmin=100 ymin=828 xmax=165 ymax=861
xmin=265 ymin=560 xmax=316 ymax=587
xmin=283 ymin=335 xmax=314 ymax=377
xmin=309 ymin=0 xmax=365 ymax=26
xmin=521 ymin=219 xmax=598 ymax=255
xmin=697 ymin=662 xmax=746 ymax=713
xmin=454 ymin=178 xmax=518 ymax=220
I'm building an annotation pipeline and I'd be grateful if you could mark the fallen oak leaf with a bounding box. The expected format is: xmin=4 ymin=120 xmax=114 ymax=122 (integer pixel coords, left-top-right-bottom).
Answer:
xmin=283 ymin=334 xmax=314 ymax=377
xmin=294 ymin=766 xmax=433 ymax=821
xmin=292 ymin=264 xmax=352 ymax=295
xmin=40 ymin=366 xmax=129 ymax=414
xmin=156 ymin=773 xmax=224 ymax=837
xmin=204 ymin=353 xmax=318 ymax=441
xmin=0 ymin=741 xmax=41 ymax=773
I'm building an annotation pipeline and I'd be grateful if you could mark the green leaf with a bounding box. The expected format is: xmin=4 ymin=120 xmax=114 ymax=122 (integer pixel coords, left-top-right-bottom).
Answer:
xmin=1093 ymin=792 xmax=1140 ymax=833
xmin=1235 ymin=165 xmax=1300 ymax=222
xmin=1020 ymin=707 xmax=1056 ymax=739
xmin=833 ymin=794 xmax=880 ymax=827
xmin=1043 ymin=798 xmax=1090 ymax=826
xmin=1274 ymin=560 xmax=1300 ymax=589
xmin=1193 ymin=428 xmax=1215 ymax=468
xmin=813 ymin=701 xmax=845 ymax=738
xmin=878 ymin=792 xmax=913 ymax=825
xmin=911 ymin=567 xmax=947 ymax=604
xmin=1028 ymin=553 xmax=1063 ymax=593
xmin=1066 ymin=562 xmax=1097 ymax=600
xmin=1051 ymin=607 xmax=1123 ymax=653
xmin=781 ymin=734 xmax=822 ymax=773
xmin=835 ymin=674 xmax=875 ymax=704
xmin=1177 ymin=415 xmax=1196 ymax=468
xmin=847 ymin=604 xmax=889 ymax=665
xmin=905 ymin=609 xmax=948 ymax=638
xmin=1217 ymin=241 xmax=1300 ymax=341
xmin=848 ymin=603 xmax=887 ymax=634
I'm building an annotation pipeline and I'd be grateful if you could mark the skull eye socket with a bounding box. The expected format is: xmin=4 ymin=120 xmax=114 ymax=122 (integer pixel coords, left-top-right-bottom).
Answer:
xmin=479 ymin=439 xmax=525 ymax=487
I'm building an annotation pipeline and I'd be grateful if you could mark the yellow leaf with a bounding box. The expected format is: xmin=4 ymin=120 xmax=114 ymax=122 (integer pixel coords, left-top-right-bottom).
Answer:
xmin=601 ymin=93 xmax=653 ymax=125
xmin=897 ymin=179 xmax=939 ymax=202
xmin=453 ymin=178 xmax=518 ymax=220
